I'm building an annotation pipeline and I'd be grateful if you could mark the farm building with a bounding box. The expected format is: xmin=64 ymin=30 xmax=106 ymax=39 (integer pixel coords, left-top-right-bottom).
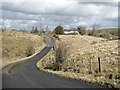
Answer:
xmin=64 ymin=31 xmax=79 ymax=35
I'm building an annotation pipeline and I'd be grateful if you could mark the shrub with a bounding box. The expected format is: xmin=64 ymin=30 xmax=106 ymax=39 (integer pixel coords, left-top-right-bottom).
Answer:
xmin=87 ymin=30 xmax=94 ymax=36
xmin=54 ymin=25 xmax=64 ymax=35
xmin=77 ymin=25 xmax=86 ymax=35
xmin=99 ymin=33 xmax=109 ymax=39
xmin=26 ymin=46 xmax=35 ymax=57
xmin=115 ymin=74 xmax=120 ymax=79
xmin=30 ymin=27 xmax=38 ymax=34
xmin=43 ymin=37 xmax=46 ymax=43
xmin=52 ymin=42 xmax=68 ymax=70
xmin=78 ymin=29 xmax=86 ymax=35
xmin=108 ymin=74 xmax=113 ymax=79
xmin=52 ymin=34 xmax=60 ymax=40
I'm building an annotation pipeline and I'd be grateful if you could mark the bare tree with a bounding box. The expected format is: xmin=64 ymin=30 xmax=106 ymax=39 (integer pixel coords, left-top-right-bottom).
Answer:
xmin=45 ymin=26 xmax=49 ymax=32
xmin=91 ymin=23 xmax=100 ymax=36
xmin=52 ymin=42 xmax=68 ymax=71
xmin=91 ymin=23 xmax=100 ymax=30
xmin=30 ymin=27 xmax=38 ymax=34
xmin=77 ymin=25 xmax=86 ymax=35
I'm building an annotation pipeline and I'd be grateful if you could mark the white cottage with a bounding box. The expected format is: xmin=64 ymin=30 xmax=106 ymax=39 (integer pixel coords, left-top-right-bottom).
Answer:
xmin=64 ymin=31 xmax=79 ymax=35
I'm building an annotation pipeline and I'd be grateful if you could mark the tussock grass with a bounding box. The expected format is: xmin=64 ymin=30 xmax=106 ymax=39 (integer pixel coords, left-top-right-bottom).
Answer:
xmin=37 ymin=35 xmax=119 ymax=89
xmin=2 ymin=30 xmax=45 ymax=68
xmin=87 ymin=28 xmax=119 ymax=39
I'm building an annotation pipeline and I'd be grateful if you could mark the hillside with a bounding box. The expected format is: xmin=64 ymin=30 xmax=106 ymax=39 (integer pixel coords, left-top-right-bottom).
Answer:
xmin=2 ymin=30 xmax=45 ymax=68
xmin=87 ymin=28 xmax=119 ymax=39
xmin=37 ymin=35 xmax=119 ymax=88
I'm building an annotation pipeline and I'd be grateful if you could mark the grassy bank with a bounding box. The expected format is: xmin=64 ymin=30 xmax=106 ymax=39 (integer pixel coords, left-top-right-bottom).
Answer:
xmin=2 ymin=30 xmax=45 ymax=68
xmin=87 ymin=28 xmax=119 ymax=39
xmin=37 ymin=35 xmax=119 ymax=89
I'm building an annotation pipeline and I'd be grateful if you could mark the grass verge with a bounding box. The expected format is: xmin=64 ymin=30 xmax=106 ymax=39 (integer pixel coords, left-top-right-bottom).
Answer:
xmin=37 ymin=35 xmax=119 ymax=89
xmin=2 ymin=30 xmax=46 ymax=68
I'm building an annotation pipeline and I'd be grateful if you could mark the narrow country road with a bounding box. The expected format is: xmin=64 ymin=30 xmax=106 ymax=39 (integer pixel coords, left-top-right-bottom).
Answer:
xmin=2 ymin=36 xmax=113 ymax=89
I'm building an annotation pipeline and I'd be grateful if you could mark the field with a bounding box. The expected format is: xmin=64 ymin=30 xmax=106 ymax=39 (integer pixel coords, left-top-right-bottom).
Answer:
xmin=37 ymin=35 xmax=119 ymax=88
xmin=2 ymin=30 xmax=45 ymax=68
xmin=87 ymin=28 xmax=119 ymax=39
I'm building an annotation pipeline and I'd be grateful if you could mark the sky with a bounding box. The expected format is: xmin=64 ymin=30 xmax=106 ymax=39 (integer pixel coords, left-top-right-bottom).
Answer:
xmin=0 ymin=0 xmax=120 ymax=30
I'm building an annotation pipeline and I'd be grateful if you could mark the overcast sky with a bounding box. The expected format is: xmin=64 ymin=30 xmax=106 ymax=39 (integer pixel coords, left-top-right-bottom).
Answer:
xmin=1 ymin=0 xmax=119 ymax=30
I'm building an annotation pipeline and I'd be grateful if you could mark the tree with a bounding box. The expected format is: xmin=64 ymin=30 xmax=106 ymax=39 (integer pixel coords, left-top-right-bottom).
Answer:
xmin=77 ymin=25 xmax=86 ymax=35
xmin=30 ymin=27 xmax=38 ymax=34
xmin=2 ymin=26 xmax=6 ymax=32
xmin=38 ymin=27 xmax=45 ymax=35
xmin=91 ymin=23 xmax=100 ymax=30
xmin=53 ymin=43 xmax=68 ymax=71
xmin=45 ymin=26 xmax=49 ymax=32
xmin=34 ymin=27 xmax=38 ymax=33
xmin=54 ymin=25 xmax=64 ymax=35
xmin=91 ymin=23 xmax=100 ymax=36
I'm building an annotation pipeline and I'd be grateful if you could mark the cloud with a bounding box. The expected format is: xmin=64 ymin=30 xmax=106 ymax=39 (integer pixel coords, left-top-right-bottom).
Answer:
xmin=105 ymin=11 xmax=118 ymax=20
xmin=2 ymin=1 xmax=102 ymax=16
xmin=77 ymin=0 xmax=119 ymax=2
xmin=2 ymin=9 xmax=42 ymax=20
xmin=79 ymin=2 xmax=118 ymax=7
xmin=1 ymin=0 xmax=119 ymax=30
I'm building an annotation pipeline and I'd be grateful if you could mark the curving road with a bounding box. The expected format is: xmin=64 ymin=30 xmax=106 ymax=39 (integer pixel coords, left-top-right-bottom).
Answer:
xmin=2 ymin=36 xmax=113 ymax=89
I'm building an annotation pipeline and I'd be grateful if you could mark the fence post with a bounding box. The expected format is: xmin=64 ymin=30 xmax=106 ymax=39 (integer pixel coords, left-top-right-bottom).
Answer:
xmin=98 ymin=57 xmax=101 ymax=73
xmin=89 ymin=59 xmax=92 ymax=74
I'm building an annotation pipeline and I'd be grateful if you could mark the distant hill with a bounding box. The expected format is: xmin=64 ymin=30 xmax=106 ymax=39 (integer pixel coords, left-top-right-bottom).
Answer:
xmin=87 ymin=28 xmax=119 ymax=39
xmin=99 ymin=28 xmax=119 ymax=36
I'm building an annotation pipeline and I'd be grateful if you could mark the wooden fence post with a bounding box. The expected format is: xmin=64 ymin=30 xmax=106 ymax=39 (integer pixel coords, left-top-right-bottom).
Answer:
xmin=98 ymin=57 xmax=101 ymax=73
